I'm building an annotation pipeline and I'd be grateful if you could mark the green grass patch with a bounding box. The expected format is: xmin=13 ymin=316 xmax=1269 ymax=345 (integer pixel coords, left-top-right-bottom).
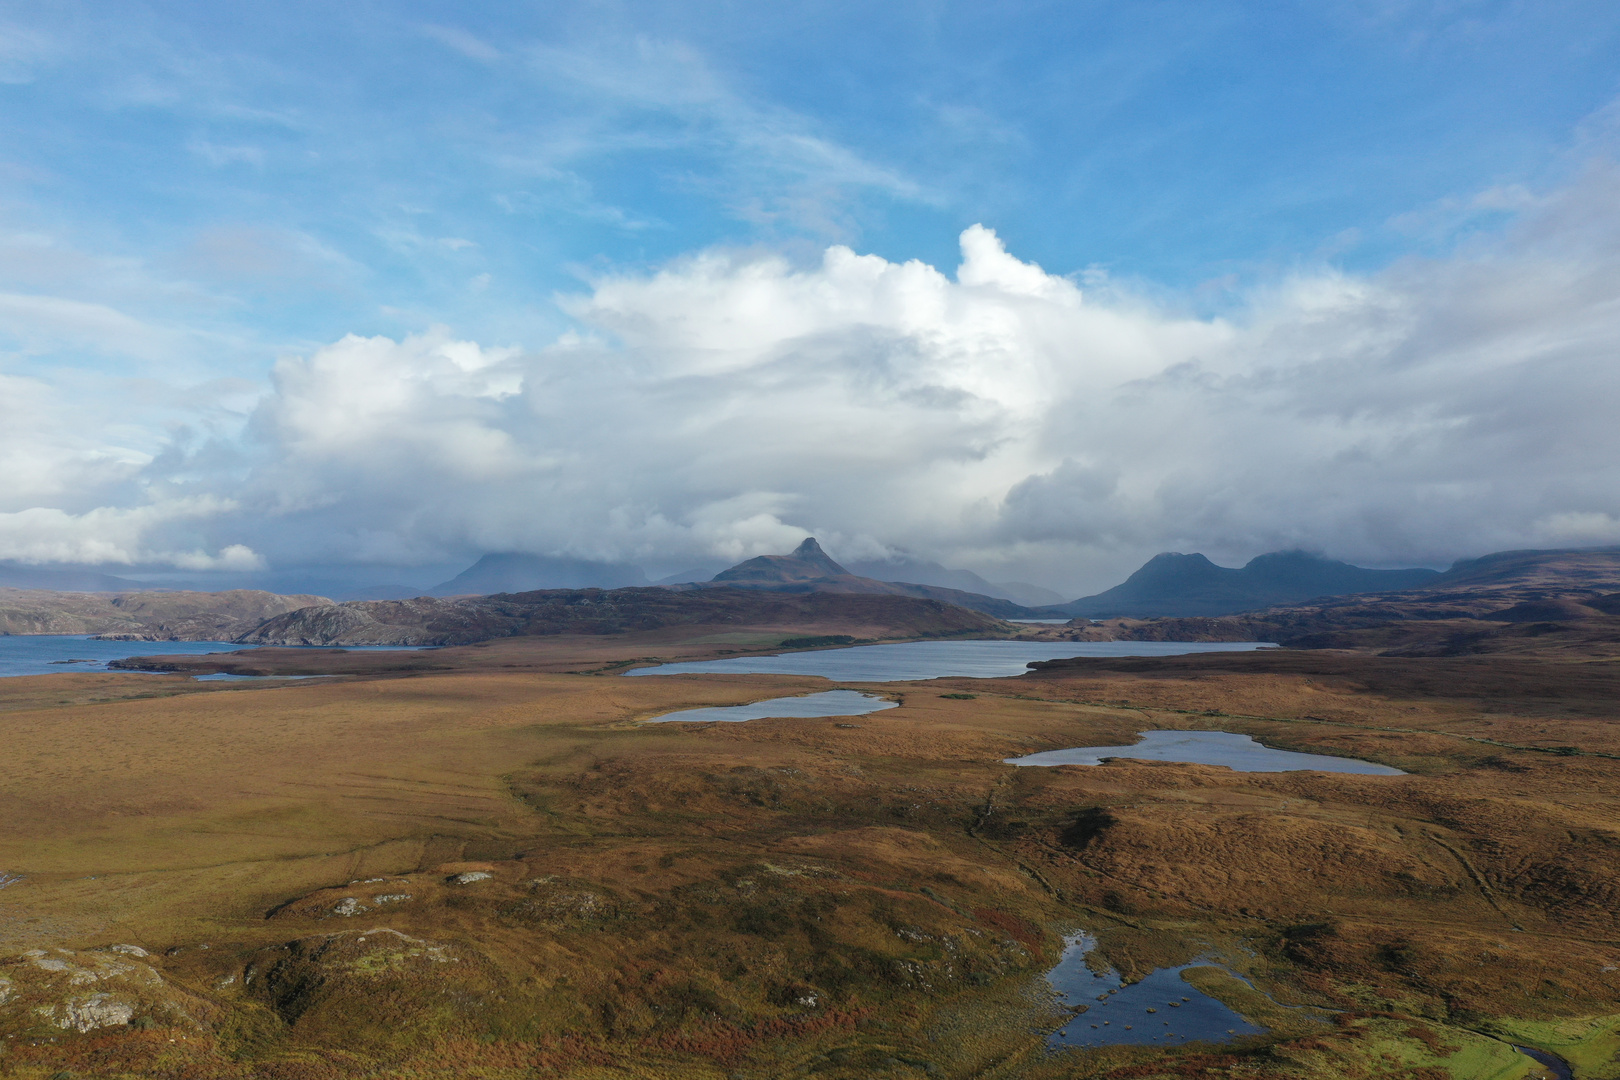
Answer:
xmin=1178 ymin=966 xmax=1330 ymax=1039
xmin=1331 ymin=1017 xmax=1533 ymax=1080
xmin=1487 ymin=1014 xmax=1620 ymax=1078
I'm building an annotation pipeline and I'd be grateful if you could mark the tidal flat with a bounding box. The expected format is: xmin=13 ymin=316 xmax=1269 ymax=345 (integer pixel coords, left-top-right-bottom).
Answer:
xmin=0 ymin=627 xmax=1614 ymax=1078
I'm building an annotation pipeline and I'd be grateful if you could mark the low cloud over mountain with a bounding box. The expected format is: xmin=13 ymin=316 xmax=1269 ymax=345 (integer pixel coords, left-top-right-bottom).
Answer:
xmin=6 ymin=166 xmax=1620 ymax=594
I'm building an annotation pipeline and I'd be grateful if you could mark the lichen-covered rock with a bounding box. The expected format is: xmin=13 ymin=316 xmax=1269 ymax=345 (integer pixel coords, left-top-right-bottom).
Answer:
xmin=0 ymin=946 xmax=209 ymax=1038
xmin=47 ymin=992 xmax=136 ymax=1032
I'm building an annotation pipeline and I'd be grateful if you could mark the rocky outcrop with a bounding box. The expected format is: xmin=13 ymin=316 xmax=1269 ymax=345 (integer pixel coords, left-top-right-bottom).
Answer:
xmin=0 ymin=946 xmax=210 ymax=1035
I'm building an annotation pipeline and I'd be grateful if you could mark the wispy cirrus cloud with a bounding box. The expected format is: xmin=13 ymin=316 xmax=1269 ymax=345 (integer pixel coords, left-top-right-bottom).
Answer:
xmin=510 ymin=34 xmax=932 ymax=233
xmin=419 ymin=24 xmax=501 ymax=63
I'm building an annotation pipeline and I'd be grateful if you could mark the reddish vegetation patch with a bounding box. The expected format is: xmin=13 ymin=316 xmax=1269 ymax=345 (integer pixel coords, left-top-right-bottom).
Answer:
xmin=1102 ymin=1052 xmax=1245 ymax=1077
xmin=973 ymin=907 xmax=1043 ymax=950
xmin=642 ymin=1007 xmax=872 ymax=1062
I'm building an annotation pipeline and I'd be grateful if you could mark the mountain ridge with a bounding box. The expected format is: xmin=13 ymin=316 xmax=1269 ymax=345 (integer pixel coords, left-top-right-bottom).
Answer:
xmin=229 ymin=586 xmax=1007 ymax=648
xmin=1046 ymin=549 xmax=1445 ymax=618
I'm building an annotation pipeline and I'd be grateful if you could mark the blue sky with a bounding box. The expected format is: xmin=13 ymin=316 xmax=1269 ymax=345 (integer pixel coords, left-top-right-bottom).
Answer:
xmin=3 ymin=1 xmax=1620 ymax=593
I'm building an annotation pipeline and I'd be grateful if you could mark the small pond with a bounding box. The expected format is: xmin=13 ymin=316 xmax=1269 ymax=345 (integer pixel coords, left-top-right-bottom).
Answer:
xmin=627 ymin=640 xmax=1275 ymax=683
xmin=1046 ymin=932 xmax=1265 ymax=1049
xmin=1006 ymin=730 xmax=1404 ymax=774
xmin=648 ymin=690 xmax=896 ymax=724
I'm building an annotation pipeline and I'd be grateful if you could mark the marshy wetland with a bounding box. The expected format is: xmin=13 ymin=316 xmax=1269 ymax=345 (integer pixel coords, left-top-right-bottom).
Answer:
xmin=1 ymin=626 xmax=1618 ymax=1078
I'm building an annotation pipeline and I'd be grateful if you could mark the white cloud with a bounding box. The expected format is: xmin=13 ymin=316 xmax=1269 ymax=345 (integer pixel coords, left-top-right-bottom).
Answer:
xmin=239 ymin=172 xmax=1620 ymax=590
xmin=0 ymin=292 xmax=185 ymax=362
xmin=5 ymin=167 xmax=1620 ymax=592
xmin=0 ymin=498 xmax=263 ymax=569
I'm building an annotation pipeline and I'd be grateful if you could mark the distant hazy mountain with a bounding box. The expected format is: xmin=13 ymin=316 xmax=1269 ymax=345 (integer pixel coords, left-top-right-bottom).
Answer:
xmin=843 ymin=556 xmax=1065 ymax=607
xmin=698 ymin=539 xmax=1038 ymax=619
xmin=0 ymin=562 xmax=147 ymax=592
xmin=652 ymin=566 xmax=729 ymax=586
xmin=432 ymin=553 xmax=650 ymax=596
xmin=1050 ymin=550 xmax=1443 ymax=618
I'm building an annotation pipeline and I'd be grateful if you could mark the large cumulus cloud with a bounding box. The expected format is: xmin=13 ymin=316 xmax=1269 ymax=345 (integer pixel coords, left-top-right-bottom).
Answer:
xmin=8 ymin=168 xmax=1620 ymax=593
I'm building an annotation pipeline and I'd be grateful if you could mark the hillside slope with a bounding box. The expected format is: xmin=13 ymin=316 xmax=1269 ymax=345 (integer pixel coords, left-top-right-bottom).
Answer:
xmin=0 ymin=589 xmax=334 ymax=640
xmin=238 ymin=586 xmax=1009 ymax=646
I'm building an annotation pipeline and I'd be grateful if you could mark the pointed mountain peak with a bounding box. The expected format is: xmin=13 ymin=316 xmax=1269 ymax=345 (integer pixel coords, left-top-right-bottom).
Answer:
xmin=712 ymin=537 xmax=848 ymax=583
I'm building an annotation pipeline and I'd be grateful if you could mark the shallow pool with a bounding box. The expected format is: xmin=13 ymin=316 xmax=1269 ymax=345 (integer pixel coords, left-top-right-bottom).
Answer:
xmin=1045 ymin=932 xmax=1265 ymax=1049
xmin=1005 ymin=729 xmax=1404 ymax=774
xmin=627 ymin=639 xmax=1276 ymax=682
xmin=647 ymin=690 xmax=896 ymax=723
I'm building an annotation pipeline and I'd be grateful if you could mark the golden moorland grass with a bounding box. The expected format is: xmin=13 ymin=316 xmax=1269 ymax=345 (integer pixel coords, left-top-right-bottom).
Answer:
xmin=0 ymin=632 xmax=1616 ymax=1078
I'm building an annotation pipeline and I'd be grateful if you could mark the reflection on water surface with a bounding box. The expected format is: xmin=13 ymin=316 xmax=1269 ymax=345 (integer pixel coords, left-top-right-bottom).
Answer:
xmin=1045 ymin=933 xmax=1265 ymax=1050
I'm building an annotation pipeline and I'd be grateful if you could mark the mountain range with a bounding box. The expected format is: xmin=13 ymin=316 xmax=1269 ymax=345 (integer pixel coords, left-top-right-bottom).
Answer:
xmin=12 ymin=542 xmax=1620 ymax=635
xmin=1045 ymin=550 xmax=1444 ymax=618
